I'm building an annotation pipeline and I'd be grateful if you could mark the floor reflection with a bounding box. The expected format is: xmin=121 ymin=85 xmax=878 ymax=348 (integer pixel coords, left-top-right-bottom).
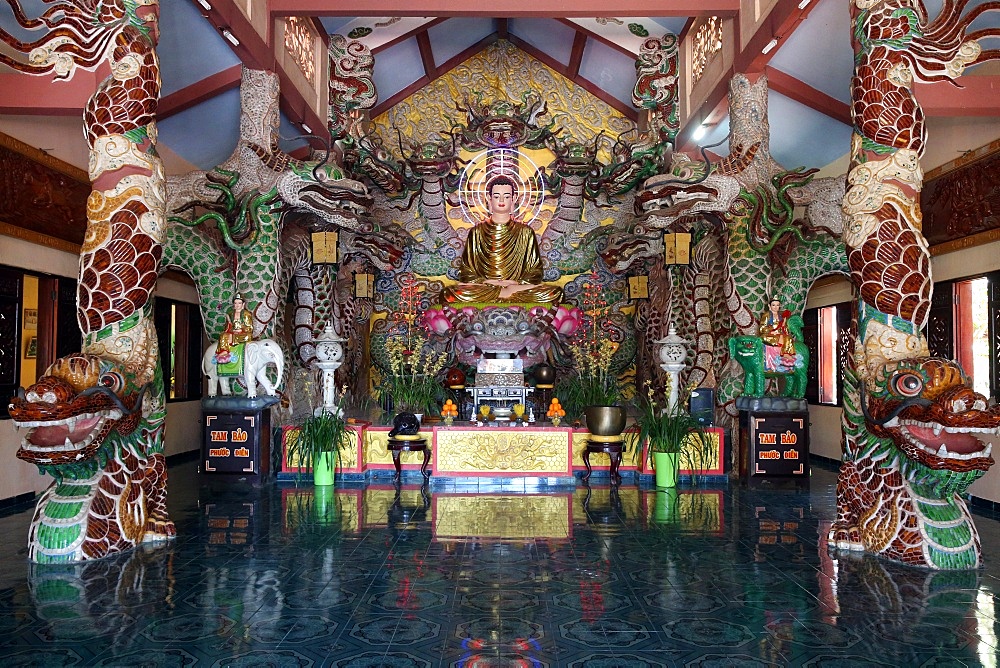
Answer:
xmin=0 ymin=459 xmax=996 ymax=666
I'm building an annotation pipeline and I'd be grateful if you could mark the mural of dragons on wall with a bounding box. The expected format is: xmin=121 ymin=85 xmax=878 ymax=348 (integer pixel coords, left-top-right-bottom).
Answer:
xmin=333 ymin=40 xmax=663 ymax=382
xmin=603 ymin=73 xmax=850 ymax=435
xmin=832 ymin=0 xmax=1000 ymax=569
xmin=164 ymin=68 xmax=408 ymax=391
xmin=2 ymin=0 xmax=174 ymax=562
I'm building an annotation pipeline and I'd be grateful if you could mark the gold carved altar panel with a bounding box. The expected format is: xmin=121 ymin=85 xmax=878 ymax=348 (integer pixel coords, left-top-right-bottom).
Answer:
xmin=433 ymin=427 xmax=571 ymax=475
xmin=434 ymin=494 xmax=571 ymax=541
xmin=363 ymin=429 xmax=430 ymax=468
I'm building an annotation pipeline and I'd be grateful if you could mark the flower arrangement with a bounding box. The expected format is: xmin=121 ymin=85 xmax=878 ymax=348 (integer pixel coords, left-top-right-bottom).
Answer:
xmin=558 ymin=272 xmax=621 ymax=416
xmin=375 ymin=273 xmax=450 ymax=417
xmin=378 ymin=332 xmax=449 ymax=416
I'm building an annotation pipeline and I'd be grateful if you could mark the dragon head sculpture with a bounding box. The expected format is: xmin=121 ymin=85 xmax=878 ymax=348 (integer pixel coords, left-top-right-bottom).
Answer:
xmin=9 ymin=353 xmax=172 ymax=562
xmin=10 ymin=354 xmax=154 ymax=479
xmin=281 ymin=160 xmax=373 ymax=219
xmin=860 ymin=357 xmax=998 ymax=495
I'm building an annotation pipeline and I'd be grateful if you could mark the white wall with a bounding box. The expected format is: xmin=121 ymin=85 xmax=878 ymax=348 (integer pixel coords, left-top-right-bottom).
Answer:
xmin=1 ymin=237 xmax=203 ymax=503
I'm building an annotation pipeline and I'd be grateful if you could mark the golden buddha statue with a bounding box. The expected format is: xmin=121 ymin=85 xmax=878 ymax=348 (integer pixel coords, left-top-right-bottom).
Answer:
xmin=441 ymin=176 xmax=563 ymax=304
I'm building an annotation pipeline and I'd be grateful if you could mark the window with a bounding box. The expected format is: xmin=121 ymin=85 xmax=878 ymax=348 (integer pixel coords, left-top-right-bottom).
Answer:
xmin=0 ymin=265 xmax=80 ymax=418
xmin=154 ymin=298 xmax=204 ymax=402
xmin=928 ymin=272 xmax=1000 ymax=400
xmin=804 ymin=301 xmax=852 ymax=406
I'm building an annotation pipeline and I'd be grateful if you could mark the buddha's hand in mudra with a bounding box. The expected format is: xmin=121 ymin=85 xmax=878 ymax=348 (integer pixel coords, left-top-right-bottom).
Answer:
xmin=484 ymin=279 xmax=523 ymax=300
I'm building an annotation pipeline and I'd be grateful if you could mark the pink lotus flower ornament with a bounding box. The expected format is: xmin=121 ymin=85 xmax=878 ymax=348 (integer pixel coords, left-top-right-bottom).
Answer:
xmin=421 ymin=308 xmax=454 ymax=335
xmin=552 ymin=305 xmax=583 ymax=336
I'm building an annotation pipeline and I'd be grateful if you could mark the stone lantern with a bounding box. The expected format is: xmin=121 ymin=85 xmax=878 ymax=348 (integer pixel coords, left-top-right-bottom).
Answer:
xmin=655 ymin=324 xmax=689 ymax=411
xmin=314 ymin=322 xmax=346 ymax=413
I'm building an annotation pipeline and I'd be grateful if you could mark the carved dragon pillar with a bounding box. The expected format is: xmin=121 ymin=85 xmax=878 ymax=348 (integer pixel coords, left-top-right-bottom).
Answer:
xmin=2 ymin=0 xmax=174 ymax=561
xmin=833 ymin=0 xmax=1000 ymax=569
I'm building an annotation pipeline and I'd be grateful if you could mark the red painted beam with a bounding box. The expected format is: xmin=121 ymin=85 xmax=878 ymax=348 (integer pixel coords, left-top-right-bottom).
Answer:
xmin=371 ymin=33 xmax=499 ymax=117
xmin=567 ymin=30 xmax=587 ymax=78
xmin=416 ymin=30 xmax=439 ymax=79
xmin=159 ymin=65 xmax=243 ymax=120
xmin=506 ymin=33 xmax=638 ymax=121
xmin=764 ymin=66 xmax=851 ymax=126
xmin=269 ymin=0 xmax=738 ymax=18
xmin=0 ymin=71 xmax=97 ymax=116
xmin=919 ymin=76 xmax=1000 ymax=117
xmin=371 ymin=18 xmax=446 ymax=55
xmin=557 ymin=19 xmax=638 ymax=60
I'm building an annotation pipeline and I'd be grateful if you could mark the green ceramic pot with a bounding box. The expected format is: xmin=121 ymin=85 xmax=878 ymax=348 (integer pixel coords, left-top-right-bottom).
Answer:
xmin=313 ymin=451 xmax=336 ymax=487
xmin=652 ymin=451 xmax=679 ymax=489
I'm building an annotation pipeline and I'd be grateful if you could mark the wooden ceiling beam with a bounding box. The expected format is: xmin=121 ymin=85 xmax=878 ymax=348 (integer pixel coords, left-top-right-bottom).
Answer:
xmin=194 ymin=0 xmax=327 ymax=140
xmin=0 ymin=71 xmax=97 ymax=116
xmin=567 ymin=30 xmax=587 ymax=79
xmin=920 ymin=76 xmax=1000 ymax=117
xmin=675 ymin=0 xmax=818 ymax=152
xmin=370 ymin=33 xmax=499 ymax=117
xmin=371 ymin=18 xmax=447 ymax=55
xmin=505 ymin=33 xmax=638 ymax=121
xmin=416 ymin=30 xmax=439 ymax=79
xmin=557 ymin=19 xmax=639 ymax=59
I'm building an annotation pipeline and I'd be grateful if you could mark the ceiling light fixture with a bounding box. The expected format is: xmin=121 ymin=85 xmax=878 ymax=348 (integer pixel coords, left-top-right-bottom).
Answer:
xmin=196 ymin=0 xmax=212 ymax=10
xmin=301 ymin=123 xmax=313 ymax=134
xmin=221 ymin=28 xmax=240 ymax=46
xmin=692 ymin=124 xmax=708 ymax=141
xmin=761 ymin=38 xmax=779 ymax=54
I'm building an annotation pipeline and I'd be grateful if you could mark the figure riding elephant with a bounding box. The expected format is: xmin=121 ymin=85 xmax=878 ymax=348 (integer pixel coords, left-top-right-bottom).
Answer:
xmin=202 ymin=339 xmax=284 ymax=398
xmin=728 ymin=315 xmax=809 ymax=399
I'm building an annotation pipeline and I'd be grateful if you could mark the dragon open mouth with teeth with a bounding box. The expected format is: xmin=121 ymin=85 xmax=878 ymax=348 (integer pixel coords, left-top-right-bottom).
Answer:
xmin=833 ymin=355 xmax=1000 ymax=568
xmin=863 ymin=358 xmax=997 ymax=474
xmin=11 ymin=355 xmax=140 ymax=469
xmin=1 ymin=1 xmax=175 ymax=562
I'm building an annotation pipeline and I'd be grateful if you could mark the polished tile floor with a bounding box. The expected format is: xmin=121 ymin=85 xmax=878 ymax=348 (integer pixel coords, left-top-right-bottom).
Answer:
xmin=1 ymin=460 xmax=1000 ymax=667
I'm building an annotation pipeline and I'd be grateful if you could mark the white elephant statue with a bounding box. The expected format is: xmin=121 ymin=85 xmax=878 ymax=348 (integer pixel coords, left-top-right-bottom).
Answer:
xmin=202 ymin=339 xmax=284 ymax=398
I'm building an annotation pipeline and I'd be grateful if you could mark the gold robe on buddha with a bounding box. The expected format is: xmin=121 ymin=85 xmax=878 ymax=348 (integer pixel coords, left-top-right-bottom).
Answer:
xmin=441 ymin=219 xmax=563 ymax=304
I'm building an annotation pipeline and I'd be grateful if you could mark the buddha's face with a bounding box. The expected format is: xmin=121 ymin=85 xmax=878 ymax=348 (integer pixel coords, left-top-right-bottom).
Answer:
xmin=488 ymin=184 xmax=514 ymax=216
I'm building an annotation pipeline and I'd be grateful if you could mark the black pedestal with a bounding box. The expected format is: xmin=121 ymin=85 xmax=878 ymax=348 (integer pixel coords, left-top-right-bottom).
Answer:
xmin=201 ymin=405 xmax=271 ymax=482
xmin=739 ymin=408 xmax=809 ymax=481
xmin=582 ymin=438 xmax=624 ymax=485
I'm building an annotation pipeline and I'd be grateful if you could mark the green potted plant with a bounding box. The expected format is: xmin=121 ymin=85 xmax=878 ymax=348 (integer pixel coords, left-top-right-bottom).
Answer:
xmin=633 ymin=381 xmax=708 ymax=489
xmin=288 ymin=390 xmax=350 ymax=486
